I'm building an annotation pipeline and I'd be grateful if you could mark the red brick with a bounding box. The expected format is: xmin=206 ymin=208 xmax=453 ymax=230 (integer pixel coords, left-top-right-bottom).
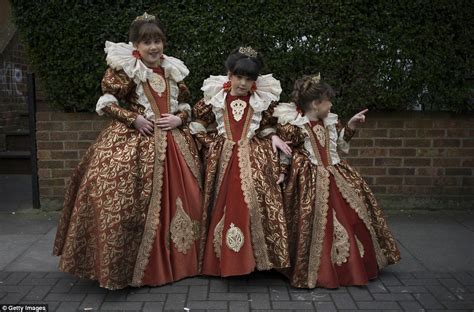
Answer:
xmin=350 ymin=139 xmax=374 ymax=147
xmin=38 ymin=169 xmax=52 ymax=179
xmin=37 ymin=122 xmax=64 ymax=131
xmin=446 ymin=149 xmax=474 ymax=157
xmin=369 ymin=186 xmax=387 ymax=194
xmin=446 ymin=129 xmax=469 ymax=137
xmin=64 ymin=141 xmax=92 ymax=150
xmin=37 ymin=150 xmax=51 ymax=160
xmin=357 ymin=129 xmax=388 ymax=138
xmin=417 ymin=129 xmax=445 ymax=137
xmin=463 ymin=139 xmax=474 ymax=148
xmin=41 ymin=178 xmax=65 ymax=187
xmin=389 ymin=149 xmax=416 ymax=157
xmin=462 ymin=177 xmax=474 ymax=186
xmin=387 ymin=168 xmax=415 ymax=176
xmin=433 ymin=119 xmax=460 ymax=128
xmin=433 ymin=158 xmax=461 ymax=167
xmin=36 ymin=131 xmax=50 ymax=141
xmin=50 ymin=151 xmax=78 ymax=160
xmin=462 ymin=159 xmax=474 ymax=167
xmin=433 ymin=177 xmax=459 ymax=186
xmin=415 ymin=148 xmax=445 ymax=157
xmin=445 ymin=168 xmax=471 ymax=176
xmin=376 ymin=177 xmax=403 ymax=185
xmin=432 ymin=139 xmax=461 ymax=147
xmin=63 ymin=121 xmax=93 ymax=131
xmin=374 ymin=139 xmax=403 ymax=147
xmin=65 ymin=160 xmax=80 ymax=169
xmin=403 ymin=158 xmax=431 ymax=166
xmin=37 ymin=141 xmax=64 ymax=150
xmin=357 ymin=167 xmax=387 ymax=176
xmin=405 ymin=119 xmax=433 ymax=128
xmin=78 ymin=132 xmax=100 ymax=140
xmin=389 ymin=129 xmax=417 ymax=138
xmin=50 ymin=132 xmax=78 ymax=141
xmin=377 ymin=120 xmax=405 ymax=128
xmin=416 ymin=168 xmax=438 ymax=176
xmin=404 ymin=139 xmax=431 ymax=147
xmin=358 ymin=149 xmax=388 ymax=157
xmin=346 ymin=158 xmax=374 ymax=166
xmin=405 ymin=177 xmax=432 ymax=185
xmin=38 ymin=160 xmax=64 ymax=169
xmin=374 ymin=158 xmax=402 ymax=166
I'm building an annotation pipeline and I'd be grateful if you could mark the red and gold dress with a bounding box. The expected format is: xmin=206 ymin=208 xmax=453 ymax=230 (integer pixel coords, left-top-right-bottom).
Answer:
xmin=274 ymin=102 xmax=401 ymax=289
xmin=190 ymin=75 xmax=290 ymax=276
xmin=53 ymin=41 xmax=203 ymax=289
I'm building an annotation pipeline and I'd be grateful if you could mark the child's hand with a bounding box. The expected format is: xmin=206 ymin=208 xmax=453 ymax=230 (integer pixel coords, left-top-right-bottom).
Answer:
xmin=276 ymin=173 xmax=286 ymax=185
xmin=156 ymin=113 xmax=183 ymax=131
xmin=348 ymin=109 xmax=368 ymax=130
xmin=133 ymin=115 xmax=154 ymax=136
xmin=271 ymin=135 xmax=292 ymax=156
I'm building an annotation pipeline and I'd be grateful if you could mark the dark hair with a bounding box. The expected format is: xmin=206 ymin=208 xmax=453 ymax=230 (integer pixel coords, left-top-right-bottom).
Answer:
xmin=129 ymin=18 xmax=166 ymax=45
xmin=291 ymin=75 xmax=335 ymax=112
xmin=225 ymin=47 xmax=263 ymax=81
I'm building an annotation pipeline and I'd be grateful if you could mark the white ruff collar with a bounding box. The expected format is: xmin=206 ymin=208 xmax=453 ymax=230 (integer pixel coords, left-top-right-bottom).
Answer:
xmin=201 ymin=74 xmax=282 ymax=139
xmin=104 ymin=41 xmax=189 ymax=83
xmin=201 ymin=75 xmax=282 ymax=113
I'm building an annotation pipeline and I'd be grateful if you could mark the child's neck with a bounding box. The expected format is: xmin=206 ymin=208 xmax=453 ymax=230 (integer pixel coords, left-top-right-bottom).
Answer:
xmin=305 ymin=110 xmax=321 ymax=122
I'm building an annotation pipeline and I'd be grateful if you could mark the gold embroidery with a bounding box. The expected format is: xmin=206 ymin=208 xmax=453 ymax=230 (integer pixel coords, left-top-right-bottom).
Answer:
xmin=226 ymin=223 xmax=245 ymax=253
xmin=328 ymin=166 xmax=388 ymax=269
xmin=149 ymin=72 xmax=166 ymax=96
xmin=237 ymin=139 xmax=271 ymax=270
xmin=223 ymin=103 xmax=253 ymax=141
xmin=171 ymin=130 xmax=202 ymax=187
xmin=230 ymin=99 xmax=247 ymax=121
xmin=213 ymin=214 xmax=225 ymax=258
xmin=170 ymin=197 xmax=195 ymax=254
xmin=313 ymin=124 xmax=326 ymax=147
xmin=307 ymin=166 xmax=330 ymax=288
xmin=356 ymin=235 xmax=365 ymax=258
xmin=331 ymin=211 xmax=350 ymax=266
xmin=132 ymin=82 xmax=168 ymax=286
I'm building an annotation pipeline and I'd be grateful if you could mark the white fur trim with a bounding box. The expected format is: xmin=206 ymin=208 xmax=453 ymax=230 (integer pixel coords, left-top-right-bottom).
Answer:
xmin=189 ymin=121 xmax=207 ymax=134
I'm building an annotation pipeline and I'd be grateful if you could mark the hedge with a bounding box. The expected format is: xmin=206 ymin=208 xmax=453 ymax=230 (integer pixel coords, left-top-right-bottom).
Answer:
xmin=12 ymin=0 xmax=473 ymax=115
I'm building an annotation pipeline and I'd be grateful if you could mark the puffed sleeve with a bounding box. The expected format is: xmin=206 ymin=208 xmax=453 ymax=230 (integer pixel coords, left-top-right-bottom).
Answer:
xmin=175 ymin=81 xmax=192 ymax=126
xmin=190 ymin=99 xmax=217 ymax=147
xmin=335 ymin=120 xmax=356 ymax=154
xmin=276 ymin=123 xmax=306 ymax=175
xmin=96 ymin=67 xmax=138 ymax=127
xmin=256 ymin=101 xmax=278 ymax=138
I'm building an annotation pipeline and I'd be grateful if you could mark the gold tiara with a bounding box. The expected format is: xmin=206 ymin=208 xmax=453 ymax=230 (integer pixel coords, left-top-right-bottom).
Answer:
xmin=239 ymin=46 xmax=258 ymax=58
xmin=134 ymin=12 xmax=156 ymax=22
xmin=312 ymin=73 xmax=321 ymax=84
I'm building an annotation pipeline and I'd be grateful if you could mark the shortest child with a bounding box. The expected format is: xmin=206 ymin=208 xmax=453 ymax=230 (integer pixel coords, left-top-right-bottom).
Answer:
xmin=274 ymin=74 xmax=401 ymax=289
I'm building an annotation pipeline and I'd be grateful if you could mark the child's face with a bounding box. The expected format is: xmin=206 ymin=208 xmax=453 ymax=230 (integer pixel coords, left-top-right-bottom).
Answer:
xmin=312 ymin=99 xmax=332 ymax=119
xmin=228 ymin=73 xmax=254 ymax=96
xmin=134 ymin=38 xmax=164 ymax=67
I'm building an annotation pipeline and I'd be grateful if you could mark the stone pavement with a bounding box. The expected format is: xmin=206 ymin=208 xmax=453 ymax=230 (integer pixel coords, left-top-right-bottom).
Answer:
xmin=0 ymin=209 xmax=473 ymax=311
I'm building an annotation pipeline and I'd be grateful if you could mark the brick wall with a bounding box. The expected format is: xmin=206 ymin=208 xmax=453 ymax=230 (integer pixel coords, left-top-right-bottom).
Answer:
xmin=0 ymin=33 xmax=30 ymax=150
xmin=36 ymin=110 xmax=474 ymax=210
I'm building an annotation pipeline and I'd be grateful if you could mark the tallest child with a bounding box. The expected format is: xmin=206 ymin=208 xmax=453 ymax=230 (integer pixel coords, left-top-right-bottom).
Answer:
xmin=53 ymin=13 xmax=203 ymax=289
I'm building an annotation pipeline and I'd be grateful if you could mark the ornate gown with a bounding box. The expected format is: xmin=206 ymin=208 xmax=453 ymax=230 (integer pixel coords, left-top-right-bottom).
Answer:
xmin=53 ymin=41 xmax=203 ymax=289
xmin=274 ymin=102 xmax=400 ymax=289
xmin=190 ymin=75 xmax=290 ymax=276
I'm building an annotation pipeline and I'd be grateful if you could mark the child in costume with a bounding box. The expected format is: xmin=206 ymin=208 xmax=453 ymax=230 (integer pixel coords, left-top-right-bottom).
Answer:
xmin=53 ymin=13 xmax=203 ymax=289
xmin=274 ymin=74 xmax=400 ymax=288
xmin=190 ymin=47 xmax=292 ymax=276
